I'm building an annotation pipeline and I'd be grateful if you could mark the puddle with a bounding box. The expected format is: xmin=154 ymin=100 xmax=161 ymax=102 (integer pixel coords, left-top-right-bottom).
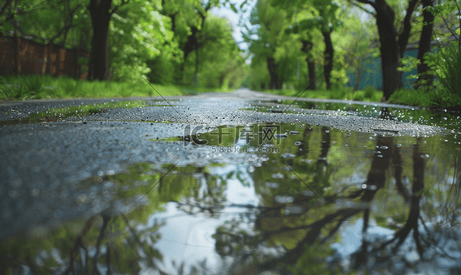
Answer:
xmin=2 ymin=114 xmax=461 ymax=274
xmin=250 ymin=100 xmax=461 ymax=130
xmin=0 ymin=100 xmax=152 ymax=126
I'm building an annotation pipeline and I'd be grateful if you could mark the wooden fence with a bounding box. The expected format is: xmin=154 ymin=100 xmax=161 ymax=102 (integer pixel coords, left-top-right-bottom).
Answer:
xmin=0 ymin=35 xmax=89 ymax=79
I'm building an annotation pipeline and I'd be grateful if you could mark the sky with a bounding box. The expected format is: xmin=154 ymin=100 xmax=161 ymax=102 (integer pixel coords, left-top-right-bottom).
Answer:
xmin=210 ymin=0 xmax=256 ymax=52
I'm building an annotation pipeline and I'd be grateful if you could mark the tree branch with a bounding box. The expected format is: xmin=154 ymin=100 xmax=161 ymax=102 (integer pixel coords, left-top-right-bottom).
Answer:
xmin=441 ymin=14 xmax=459 ymax=40
xmin=352 ymin=0 xmax=377 ymax=12
xmin=49 ymin=1 xmax=81 ymax=44
xmin=398 ymin=0 xmax=419 ymax=57
xmin=12 ymin=24 xmax=46 ymax=42
xmin=0 ymin=0 xmax=13 ymax=18
xmin=111 ymin=0 xmax=129 ymax=15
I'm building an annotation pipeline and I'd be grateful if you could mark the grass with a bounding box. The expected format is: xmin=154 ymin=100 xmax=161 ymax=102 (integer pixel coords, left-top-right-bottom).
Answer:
xmin=0 ymin=100 xmax=148 ymax=126
xmin=3 ymin=72 xmax=458 ymax=111
xmin=0 ymin=74 xmax=229 ymax=101
xmin=261 ymin=85 xmax=383 ymax=103
xmin=389 ymin=43 xmax=461 ymax=108
xmin=262 ymin=82 xmax=461 ymax=109
xmin=434 ymin=44 xmax=461 ymax=97
xmin=388 ymin=87 xmax=461 ymax=108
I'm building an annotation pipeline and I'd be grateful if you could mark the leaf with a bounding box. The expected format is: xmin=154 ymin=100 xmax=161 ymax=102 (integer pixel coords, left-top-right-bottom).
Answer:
xmin=240 ymin=0 xmax=247 ymax=10
xmin=230 ymin=3 xmax=237 ymax=13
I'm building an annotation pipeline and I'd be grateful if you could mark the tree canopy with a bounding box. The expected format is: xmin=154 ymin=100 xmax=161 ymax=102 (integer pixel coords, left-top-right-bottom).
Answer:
xmin=1 ymin=0 xmax=459 ymax=98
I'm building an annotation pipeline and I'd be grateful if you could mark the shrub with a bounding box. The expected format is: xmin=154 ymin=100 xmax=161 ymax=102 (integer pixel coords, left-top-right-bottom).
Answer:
xmin=363 ymin=85 xmax=376 ymax=99
xmin=388 ymin=87 xmax=461 ymax=107
xmin=351 ymin=91 xmax=365 ymax=101
xmin=433 ymin=44 xmax=461 ymax=97
xmin=146 ymin=55 xmax=175 ymax=85
xmin=0 ymin=74 xmax=51 ymax=99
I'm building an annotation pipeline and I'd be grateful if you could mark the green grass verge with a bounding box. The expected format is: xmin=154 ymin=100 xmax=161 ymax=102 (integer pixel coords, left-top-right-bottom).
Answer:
xmin=388 ymin=87 xmax=461 ymax=108
xmin=0 ymin=74 xmax=229 ymax=101
xmin=261 ymin=85 xmax=383 ymax=102
xmin=0 ymin=101 xmax=147 ymax=126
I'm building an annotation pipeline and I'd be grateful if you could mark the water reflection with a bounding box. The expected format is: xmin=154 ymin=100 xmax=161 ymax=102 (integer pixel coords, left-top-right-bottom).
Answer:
xmin=1 ymin=123 xmax=461 ymax=274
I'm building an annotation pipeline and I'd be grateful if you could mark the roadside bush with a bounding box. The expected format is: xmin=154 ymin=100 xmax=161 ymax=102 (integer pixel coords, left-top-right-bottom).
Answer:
xmin=0 ymin=74 xmax=52 ymax=99
xmin=389 ymin=88 xmax=425 ymax=106
xmin=146 ymin=55 xmax=175 ymax=85
xmin=351 ymin=91 xmax=365 ymax=101
xmin=344 ymin=86 xmax=382 ymax=102
xmin=433 ymin=44 xmax=461 ymax=97
xmin=390 ymin=42 xmax=461 ymax=107
xmin=56 ymin=76 xmax=81 ymax=97
xmin=329 ymin=88 xmax=346 ymax=99
xmin=363 ymin=85 xmax=376 ymax=99
xmin=389 ymin=87 xmax=461 ymax=107
xmin=0 ymin=77 xmax=13 ymax=99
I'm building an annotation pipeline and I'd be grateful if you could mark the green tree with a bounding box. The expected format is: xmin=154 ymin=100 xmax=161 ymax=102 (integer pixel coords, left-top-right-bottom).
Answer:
xmin=1 ymin=0 xmax=89 ymax=75
xmin=87 ymin=0 xmax=129 ymax=81
xmin=245 ymin=0 xmax=295 ymax=89
xmin=109 ymin=0 xmax=174 ymax=82
xmin=414 ymin=0 xmax=436 ymax=90
xmin=349 ymin=0 xmax=420 ymax=99
xmin=161 ymin=0 xmax=220 ymax=84
xmin=183 ymin=15 xmax=248 ymax=89
xmin=270 ymin=0 xmax=342 ymax=90
xmin=336 ymin=6 xmax=379 ymax=90
xmin=426 ymin=0 xmax=461 ymax=97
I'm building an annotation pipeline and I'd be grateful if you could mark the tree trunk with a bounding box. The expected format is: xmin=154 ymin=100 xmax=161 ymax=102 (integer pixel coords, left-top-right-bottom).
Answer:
xmin=13 ymin=32 xmax=20 ymax=75
xmin=396 ymin=0 xmax=419 ymax=88
xmin=194 ymin=42 xmax=199 ymax=87
xmin=322 ymin=29 xmax=334 ymax=90
xmin=354 ymin=66 xmax=362 ymax=91
xmin=459 ymin=13 xmax=461 ymax=53
xmin=166 ymin=2 xmax=212 ymax=85
xmin=267 ymin=57 xmax=279 ymax=89
xmin=12 ymin=0 xmax=19 ymax=75
xmin=414 ymin=0 xmax=435 ymax=90
xmin=88 ymin=0 xmax=113 ymax=81
xmin=374 ymin=0 xmax=403 ymax=100
xmin=398 ymin=0 xmax=419 ymax=58
xmin=301 ymin=40 xmax=316 ymax=90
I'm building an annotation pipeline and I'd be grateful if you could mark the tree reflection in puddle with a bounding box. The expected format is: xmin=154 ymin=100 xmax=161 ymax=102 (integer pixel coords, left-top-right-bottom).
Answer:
xmin=1 ymin=123 xmax=461 ymax=274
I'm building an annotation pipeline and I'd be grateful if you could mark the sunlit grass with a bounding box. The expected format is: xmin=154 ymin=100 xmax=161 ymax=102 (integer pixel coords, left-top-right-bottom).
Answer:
xmin=0 ymin=101 xmax=147 ymax=126
xmin=262 ymin=86 xmax=383 ymax=102
xmin=389 ymin=87 xmax=461 ymax=107
xmin=0 ymin=74 xmax=229 ymax=101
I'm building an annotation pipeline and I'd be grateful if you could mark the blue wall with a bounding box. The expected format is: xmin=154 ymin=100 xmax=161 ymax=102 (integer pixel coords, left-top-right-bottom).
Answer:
xmin=347 ymin=48 xmax=419 ymax=90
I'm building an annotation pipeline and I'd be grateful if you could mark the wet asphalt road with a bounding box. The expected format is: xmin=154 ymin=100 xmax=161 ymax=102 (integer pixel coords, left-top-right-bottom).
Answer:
xmin=0 ymin=88 xmax=448 ymax=240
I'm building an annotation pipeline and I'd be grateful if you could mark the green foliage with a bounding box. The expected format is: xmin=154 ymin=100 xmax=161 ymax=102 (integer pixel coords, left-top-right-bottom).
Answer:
xmin=246 ymin=57 xmax=271 ymax=90
xmin=109 ymin=0 xmax=174 ymax=82
xmin=0 ymin=74 xmax=50 ymax=99
xmin=432 ymin=44 xmax=461 ymax=96
xmin=182 ymin=15 xmax=249 ymax=89
xmin=289 ymin=243 xmax=344 ymax=275
xmin=388 ymin=86 xmax=461 ymax=107
xmin=427 ymin=0 xmax=461 ymax=18
xmin=351 ymin=90 xmax=365 ymax=101
xmin=1 ymin=0 xmax=91 ymax=47
xmin=146 ymin=55 xmax=176 ymax=85
xmin=363 ymin=85 xmax=377 ymax=99
xmin=0 ymin=75 xmax=231 ymax=101
xmin=1 ymin=0 xmax=244 ymax=90
xmin=245 ymin=0 xmax=368 ymax=91
xmin=262 ymin=86 xmax=383 ymax=102
xmin=244 ymin=0 xmax=299 ymax=89
xmin=391 ymin=0 xmax=461 ymax=107
xmin=398 ymin=56 xmax=420 ymax=73
xmin=0 ymin=100 xmax=149 ymax=125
